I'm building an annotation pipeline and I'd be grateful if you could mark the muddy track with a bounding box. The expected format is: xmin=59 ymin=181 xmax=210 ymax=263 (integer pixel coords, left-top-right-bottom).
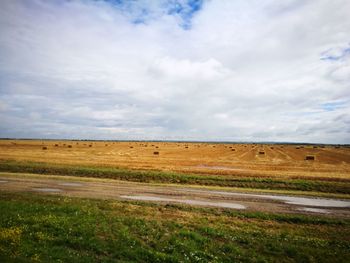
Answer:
xmin=1 ymin=172 xmax=349 ymax=218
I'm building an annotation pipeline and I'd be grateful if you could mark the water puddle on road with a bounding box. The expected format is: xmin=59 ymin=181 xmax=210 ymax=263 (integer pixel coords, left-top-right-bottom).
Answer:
xmin=298 ymin=207 xmax=330 ymax=214
xmin=180 ymin=189 xmax=350 ymax=208
xmin=58 ymin=182 xmax=83 ymax=187
xmin=33 ymin=188 xmax=62 ymax=193
xmin=268 ymin=196 xmax=350 ymax=208
xmin=120 ymin=195 xmax=246 ymax=209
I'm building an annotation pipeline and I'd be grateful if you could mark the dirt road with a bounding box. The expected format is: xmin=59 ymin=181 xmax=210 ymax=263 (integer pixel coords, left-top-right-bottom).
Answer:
xmin=1 ymin=172 xmax=349 ymax=218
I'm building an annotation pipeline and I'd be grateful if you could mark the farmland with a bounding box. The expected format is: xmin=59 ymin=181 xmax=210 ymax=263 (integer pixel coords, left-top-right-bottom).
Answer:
xmin=0 ymin=139 xmax=350 ymax=262
xmin=1 ymin=140 xmax=349 ymax=194
xmin=1 ymin=140 xmax=350 ymax=181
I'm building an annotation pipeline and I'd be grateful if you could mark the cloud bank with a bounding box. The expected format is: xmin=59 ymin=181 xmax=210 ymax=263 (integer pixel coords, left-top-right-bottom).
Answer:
xmin=0 ymin=0 xmax=349 ymax=143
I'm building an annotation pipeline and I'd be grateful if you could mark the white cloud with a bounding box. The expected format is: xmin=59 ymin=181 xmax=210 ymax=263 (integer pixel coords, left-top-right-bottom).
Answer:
xmin=149 ymin=57 xmax=231 ymax=81
xmin=0 ymin=0 xmax=349 ymax=143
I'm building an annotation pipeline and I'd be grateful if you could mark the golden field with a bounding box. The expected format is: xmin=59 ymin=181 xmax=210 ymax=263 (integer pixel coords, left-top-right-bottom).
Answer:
xmin=1 ymin=139 xmax=349 ymax=181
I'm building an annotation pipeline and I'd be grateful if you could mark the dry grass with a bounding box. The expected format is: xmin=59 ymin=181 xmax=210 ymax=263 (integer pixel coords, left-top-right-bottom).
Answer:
xmin=0 ymin=140 xmax=349 ymax=182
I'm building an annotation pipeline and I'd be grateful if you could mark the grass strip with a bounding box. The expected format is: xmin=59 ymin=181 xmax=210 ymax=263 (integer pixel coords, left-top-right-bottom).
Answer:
xmin=0 ymin=191 xmax=349 ymax=262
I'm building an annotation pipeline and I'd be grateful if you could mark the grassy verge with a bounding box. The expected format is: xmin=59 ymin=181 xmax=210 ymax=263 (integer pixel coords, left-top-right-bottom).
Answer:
xmin=0 ymin=191 xmax=349 ymax=262
xmin=0 ymin=160 xmax=349 ymax=194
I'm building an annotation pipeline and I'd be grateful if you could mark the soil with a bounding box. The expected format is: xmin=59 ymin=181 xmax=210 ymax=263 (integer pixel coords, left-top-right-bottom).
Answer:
xmin=1 ymin=172 xmax=349 ymax=218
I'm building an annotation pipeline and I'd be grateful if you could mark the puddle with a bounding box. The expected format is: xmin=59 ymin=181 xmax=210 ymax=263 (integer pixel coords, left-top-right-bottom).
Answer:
xmin=179 ymin=200 xmax=245 ymax=209
xmin=267 ymin=196 xmax=350 ymax=208
xmin=33 ymin=188 xmax=62 ymax=192
xmin=180 ymin=189 xmax=350 ymax=208
xmin=120 ymin=195 xmax=246 ymax=209
xmin=0 ymin=180 xmax=8 ymax=183
xmin=298 ymin=207 xmax=330 ymax=214
xmin=58 ymin=182 xmax=83 ymax=187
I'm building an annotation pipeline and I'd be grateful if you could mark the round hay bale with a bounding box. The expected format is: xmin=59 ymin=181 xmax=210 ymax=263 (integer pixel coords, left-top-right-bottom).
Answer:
xmin=42 ymin=146 xmax=48 ymax=150
xmin=153 ymin=151 xmax=159 ymax=155
xmin=305 ymin=155 xmax=315 ymax=161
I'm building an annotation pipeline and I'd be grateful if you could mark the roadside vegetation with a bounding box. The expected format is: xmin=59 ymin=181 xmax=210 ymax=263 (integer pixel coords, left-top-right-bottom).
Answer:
xmin=1 ymin=191 xmax=349 ymax=262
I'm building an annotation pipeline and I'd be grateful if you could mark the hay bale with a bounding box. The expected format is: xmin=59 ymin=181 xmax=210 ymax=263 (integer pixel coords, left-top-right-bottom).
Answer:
xmin=296 ymin=147 xmax=300 ymax=149
xmin=42 ymin=146 xmax=48 ymax=150
xmin=259 ymin=151 xmax=265 ymax=155
xmin=270 ymin=147 xmax=274 ymax=149
xmin=153 ymin=151 xmax=159 ymax=155
xmin=305 ymin=155 xmax=315 ymax=161
xmin=130 ymin=146 xmax=133 ymax=148
xmin=68 ymin=145 xmax=72 ymax=148
xmin=54 ymin=144 xmax=59 ymax=147
xmin=231 ymin=149 xmax=235 ymax=151
xmin=89 ymin=145 xmax=92 ymax=147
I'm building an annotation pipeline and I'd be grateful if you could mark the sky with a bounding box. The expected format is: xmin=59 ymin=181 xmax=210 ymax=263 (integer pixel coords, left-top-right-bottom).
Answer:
xmin=0 ymin=0 xmax=349 ymax=143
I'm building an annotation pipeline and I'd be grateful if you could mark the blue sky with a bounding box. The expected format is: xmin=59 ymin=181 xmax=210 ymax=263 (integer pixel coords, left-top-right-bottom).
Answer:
xmin=0 ymin=0 xmax=350 ymax=143
xmin=99 ymin=0 xmax=203 ymax=28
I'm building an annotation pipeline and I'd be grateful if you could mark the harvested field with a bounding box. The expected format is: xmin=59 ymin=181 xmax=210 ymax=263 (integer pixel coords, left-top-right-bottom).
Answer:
xmin=0 ymin=140 xmax=349 ymax=181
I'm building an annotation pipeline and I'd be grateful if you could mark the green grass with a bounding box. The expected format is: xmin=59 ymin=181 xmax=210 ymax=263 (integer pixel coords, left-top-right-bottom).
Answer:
xmin=0 ymin=191 xmax=349 ymax=263
xmin=0 ymin=159 xmax=349 ymax=194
